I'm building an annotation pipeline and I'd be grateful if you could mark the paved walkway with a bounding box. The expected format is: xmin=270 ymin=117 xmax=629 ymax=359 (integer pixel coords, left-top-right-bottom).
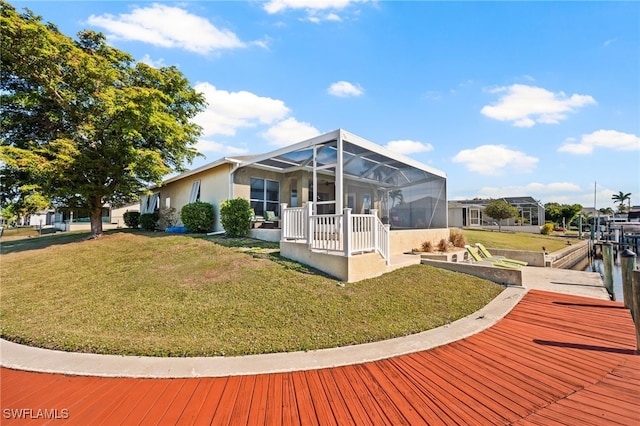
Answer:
xmin=1 ymin=266 xmax=638 ymax=425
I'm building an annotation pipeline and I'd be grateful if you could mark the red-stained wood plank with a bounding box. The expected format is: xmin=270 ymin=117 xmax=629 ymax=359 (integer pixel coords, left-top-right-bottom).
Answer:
xmin=389 ymin=355 xmax=479 ymax=426
xmin=401 ymin=352 xmax=501 ymax=426
xmin=280 ymin=373 xmax=301 ymax=426
xmin=119 ymin=379 xmax=171 ymax=424
xmin=174 ymin=379 xmax=216 ymax=425
xmin=96 ymin=379 xmax=162 ymax=425
xmin=138 ymin=379 xmax=188 ymax=425
xmin=209 ymin=374 xmax=243 ymax=425
xmin=339 ymin=364 xmax=396 ymax=425
xmin=314 ymin=369 xmax=354 ymax=425
xmin=291 ymin=371 xmax=319 ymax=426
xmin=303 ymin=369 xmax=337 ymax=426
xmin=245 ymin=374 xmax=270 ymax=426
xmin=155 ymin=378 xmax=201 ymax=425
xmin=264 ymin=374 xmax=284 ymax=426
xmin=352 ymin=363 xmax=411 ymax=425
xmin=323 ymin=367 xmax=369 ymax=426
xmin=190 ymin=377 xmax=228 ymax=425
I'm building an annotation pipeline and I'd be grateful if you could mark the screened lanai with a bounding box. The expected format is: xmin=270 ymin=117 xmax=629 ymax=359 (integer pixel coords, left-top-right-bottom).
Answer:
xmin=233 ymin=129 xmax=448 ymax=229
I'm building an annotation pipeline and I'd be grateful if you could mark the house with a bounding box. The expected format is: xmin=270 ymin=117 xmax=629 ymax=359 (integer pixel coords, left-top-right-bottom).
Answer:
xmin=53 ymin=203 xmax=139 ymax=232
xmin=146 ymin=129 xmax=449 ymax=282
xmin=448 ymin=197 xmax=545 ymax=233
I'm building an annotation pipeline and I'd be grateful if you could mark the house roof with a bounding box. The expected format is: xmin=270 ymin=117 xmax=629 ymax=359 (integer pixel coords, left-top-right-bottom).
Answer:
xmin=450 ymin=196 xmax=544 ymax=208
xmin=237 ymin=129 xmax=446 ymax=189
xmin=158 ymin=129 xmax=446 ymax=190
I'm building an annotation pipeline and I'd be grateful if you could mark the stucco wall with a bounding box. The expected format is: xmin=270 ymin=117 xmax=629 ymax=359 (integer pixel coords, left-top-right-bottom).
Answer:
xmin=279 ymin=241 xmax=388 ymax=282
xmin=389 ymin=228 xmax=451 ymax=255
xmin=156 ymin=163 xmax=233 ymax=231
xmin=421 ymin=258 xmax=523 ymax=286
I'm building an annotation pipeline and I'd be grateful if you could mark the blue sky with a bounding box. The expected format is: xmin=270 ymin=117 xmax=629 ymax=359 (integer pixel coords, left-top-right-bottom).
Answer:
xmin=13 ymin=1 xmax=640 ymax=209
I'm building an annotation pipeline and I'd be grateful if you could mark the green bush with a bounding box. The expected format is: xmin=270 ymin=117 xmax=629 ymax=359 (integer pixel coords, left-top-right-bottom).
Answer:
xmin=541 ymin=222 xmax=554 ymax=235
xmin=140 ymin=212 xmax=159 ymax=231
xmin=123 ymin=211 xmax=140 ymax=229
xmin=220 ymin=198 xmax=253 ymax=237
xmin=181 ymin=201 xmax=215 ymax=233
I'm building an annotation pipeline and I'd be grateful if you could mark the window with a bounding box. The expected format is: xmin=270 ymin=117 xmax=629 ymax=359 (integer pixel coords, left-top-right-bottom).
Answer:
xmin=165 ymin=197 xmax=171 ymax=209
xmin=250 ymin=178 xmax=280 ymax=216
xmin=189 ymin=180 xmax=201 ymax=203
xmin=141 ymin=192 xmax=160 ymax=214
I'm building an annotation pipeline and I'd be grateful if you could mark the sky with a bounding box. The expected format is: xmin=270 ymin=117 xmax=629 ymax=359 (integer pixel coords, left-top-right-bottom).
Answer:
xmin=11 ymin=0 xmax=640 ymax=210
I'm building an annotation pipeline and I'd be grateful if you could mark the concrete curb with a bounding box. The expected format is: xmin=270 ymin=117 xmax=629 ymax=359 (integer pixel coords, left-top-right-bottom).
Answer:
xmin=0 ymin=287 xmax=527 ymax=378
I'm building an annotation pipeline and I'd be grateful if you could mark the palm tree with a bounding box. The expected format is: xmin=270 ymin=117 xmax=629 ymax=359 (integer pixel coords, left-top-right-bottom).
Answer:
xmin=389 ymin=189 xmax=404 ymax=208
xmin=612 ymin=191 xmax=632 ymax=213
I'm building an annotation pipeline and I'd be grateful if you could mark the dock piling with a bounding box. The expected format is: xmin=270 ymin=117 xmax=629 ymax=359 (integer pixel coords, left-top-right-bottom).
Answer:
xmin=602 ymin=243 xmax=615 ymax=299
xmin=620 ymin=249 xmax=636 ymax=309
xmin=633 ymin=270 xmax=640 ymax=353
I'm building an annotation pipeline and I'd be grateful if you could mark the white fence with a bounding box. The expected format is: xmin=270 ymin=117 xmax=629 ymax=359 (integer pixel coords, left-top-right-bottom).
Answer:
xmin=281 ymin=203 xmax=390 ymax=264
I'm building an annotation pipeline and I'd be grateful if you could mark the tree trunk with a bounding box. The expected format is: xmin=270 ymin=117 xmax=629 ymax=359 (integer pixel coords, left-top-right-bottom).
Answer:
xmin=89 ymin=204 xmax=104 ymax=238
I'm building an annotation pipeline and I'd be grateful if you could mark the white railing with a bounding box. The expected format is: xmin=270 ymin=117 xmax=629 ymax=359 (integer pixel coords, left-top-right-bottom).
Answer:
xmin=309 ymin=214 xmax=344 ymax=252
xmin=280 ymin=203 xmax=390 ymax=264
xmin=375 ymin=214 xmax=390 ymax=264
xmin=281 ymin=203 xmax=310 ymax=240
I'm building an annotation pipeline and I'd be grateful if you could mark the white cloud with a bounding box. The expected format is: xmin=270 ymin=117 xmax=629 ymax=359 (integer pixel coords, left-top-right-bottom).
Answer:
xmin=138 ymin=54 xmax=165 ymax=68
xmin=480 ymin=84 xmax=596 ymax=127
xmin=385 ymin=140 xmax=434 ymax=155
xmin=261 ymin=118 xmax=321 ymax=147
xmin=264 ymin=0 xmax=367 ymax=22
xmin=194 ymin=140 xmax=249 ymax=156
xmin=264 ymin=0 xmax=359 ymax=14
xmin=476 ymin=182 xmax=582 ymax=199
xmin=193 ymin=82 xmax=290 ymax=137
xmin=558 ymin=129 xmax=640 ymax=154
xmin=327 ymin=81 xmax=364 ymax=97
xmin=87 ymin=4 xmax=246 ymax=54
xmin=452 ymin=145 xmax=539 ymax=176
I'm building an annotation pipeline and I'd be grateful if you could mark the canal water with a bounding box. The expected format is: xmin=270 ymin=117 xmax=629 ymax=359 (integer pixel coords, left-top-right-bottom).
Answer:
xmin=588 ymin=259 xmax=623 ymax=303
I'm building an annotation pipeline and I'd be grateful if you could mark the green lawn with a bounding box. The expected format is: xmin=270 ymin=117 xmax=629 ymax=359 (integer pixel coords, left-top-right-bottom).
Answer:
xmin=461 ymin=229 xmax=570 ymax=252
xmin=1 ymin=230 xmax=504 ymax=357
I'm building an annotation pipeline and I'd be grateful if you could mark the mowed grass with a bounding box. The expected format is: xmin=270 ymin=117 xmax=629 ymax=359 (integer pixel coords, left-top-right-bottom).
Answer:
xmin=461 ymin=229 xmax=570 ymax=253
xmin=0 ymin=231 xmax=503 ymax=357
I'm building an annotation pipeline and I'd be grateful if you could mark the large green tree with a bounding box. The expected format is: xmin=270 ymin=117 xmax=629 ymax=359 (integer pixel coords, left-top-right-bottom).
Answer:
xmin=544 ymin=202 xmax=583 ymax=227
xmin=483 ymin=199 xmax=519 ymax=232
xmin=0 ymin=2 xmax=206 ymax=237
xmin=611 ymin=191 xmax=632 ymax=213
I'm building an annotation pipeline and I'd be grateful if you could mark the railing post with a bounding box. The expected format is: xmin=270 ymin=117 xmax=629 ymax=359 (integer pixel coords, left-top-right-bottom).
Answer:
xmin=280 ymin=203 xmax=288 ymax=241
xmin=306 ymin=202 xmax=313 ymax=246
xmin=370 ymin=209 xmax=378 ymax=249
xmin=385 ymin=224 xmax=391 ymax=264
xmin=344 ymin=208 xmax=352 ymax=257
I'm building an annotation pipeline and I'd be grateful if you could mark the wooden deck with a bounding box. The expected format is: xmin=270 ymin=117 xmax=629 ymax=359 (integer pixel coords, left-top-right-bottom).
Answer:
xmin=2 ymin=290 xmax=638 ymax=425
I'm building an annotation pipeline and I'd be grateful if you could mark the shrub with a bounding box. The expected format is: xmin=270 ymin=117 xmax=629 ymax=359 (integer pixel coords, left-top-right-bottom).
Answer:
xmin=421 ymin=240 xmax=433 ymax=252
xmin=220 ymin=198 xmax=253 ymax=238
xmin=181 ymin=201 xmax=215 ymax=233
xmin=158 ymin=207 xmax=179 ymax=229
xmin=541 ymin=223 xmax=554 ymax=235
xmin=449 ymin=229 xmax=467 ymax=248
xmin=123 ymin=211 xmax=140 ymax=229
xmin=437 ymin=238 xmax=449 ymax=252
xmin=140 ymin=212 xmax=159 ymax=231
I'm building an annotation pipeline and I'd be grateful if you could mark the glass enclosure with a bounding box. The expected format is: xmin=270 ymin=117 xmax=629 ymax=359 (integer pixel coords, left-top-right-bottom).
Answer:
xmin=239 ymin=131 xmax=448 ymax=229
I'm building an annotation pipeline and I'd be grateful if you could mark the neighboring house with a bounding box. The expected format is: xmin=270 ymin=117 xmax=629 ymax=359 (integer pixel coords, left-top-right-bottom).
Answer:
xmin=146 ymin=129 xmax=449 ymax=282
xmin=27 ymin=209 xmax=56 ymax=227
xmin=448 ymin=197 xmax=545 ymax=233
xmin=53 ymin=203 xmax=139 ymax=232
